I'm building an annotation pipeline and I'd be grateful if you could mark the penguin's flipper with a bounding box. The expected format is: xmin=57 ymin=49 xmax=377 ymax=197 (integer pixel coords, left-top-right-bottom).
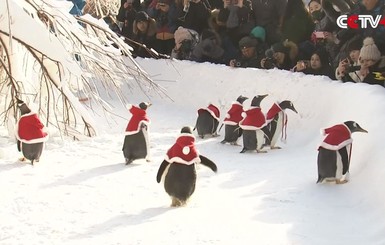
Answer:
xmin=156 ymin=160 xmax=170 ymax=183
xmin=199 ymin=155 xmax=217 ymax=173
xmin=338 ymin=147 xmax=350 ymax=175
xmin=17 ymin=140 xmax=21 ymax=152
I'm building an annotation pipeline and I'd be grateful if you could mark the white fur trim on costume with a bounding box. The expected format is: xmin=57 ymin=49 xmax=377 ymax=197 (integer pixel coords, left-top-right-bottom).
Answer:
xmin=206 ymin=108 xmax=220 ymax=121
xmin=124 ymin=120 xmax=150 ymax=135
xmin=241 ymin=112 xmax=247 ymax=118
xmin=320 ymin=128 xmax=326 ymax=136
xmin=226 ymin=113 xmax=230 ymax=119
xmin=319 ymin=139 xmax=353 ymax=151
xmin=17 ymin=135 xmax=49 ymax=144
xmin=165 ymin=156 xmax=201 ymax=165
xmin=182 ymin=146 xmax=190 ymax=155
xmin=178 ymin=133 xmax=195 ymax=139
xmin=239 ymin=124 xmax=265 ymax=130
xmin=223 ymin=120 xmax=237 ymax=126
xmin=232 ymin=101 xmax=242 ymax=106
xmin=126 ymin=104 xmax=133 ymax=110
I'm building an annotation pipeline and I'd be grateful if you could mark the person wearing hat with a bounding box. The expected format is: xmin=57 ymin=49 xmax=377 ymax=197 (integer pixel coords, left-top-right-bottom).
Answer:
xmin=15 ymin=98 xmax=48 ymax=165
xmin=355 ymin=37 xmax=385 ymax=86
xmin=335 ymin=36 xmax=362 ymax=82
xmin=132 ymin=11 xmax=157 ymax=58
xmin=260 ymin=39 xmax=299 ymax=70
xmin=229 ymin=36 xmax=263 ymax=68
xmin=190 ymin=29 xmax=226 ymax=64
xmin=171 ymin=27 xmax=199 ymax=60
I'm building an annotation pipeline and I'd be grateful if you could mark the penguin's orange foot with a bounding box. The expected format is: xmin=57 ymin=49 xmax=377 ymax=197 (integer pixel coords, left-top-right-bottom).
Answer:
xmin=256 ymin=149 xmax=268 ymax=153
xmin=271 ymin=146 xmax=282 ymax=150
xmin=336 ymin=179 xmax=348 ymax=184
xmin=19 ymin=157 xmax=26 ymax=162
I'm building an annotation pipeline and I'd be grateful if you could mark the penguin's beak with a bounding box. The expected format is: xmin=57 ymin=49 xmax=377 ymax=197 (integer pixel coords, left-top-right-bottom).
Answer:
xmin=260 ymin=94 xmax=268 ymax=99
xmin=358 ymin=127 xmax=368 ymax=133
xmin=291 ymin=106 xmax=298 ymax=114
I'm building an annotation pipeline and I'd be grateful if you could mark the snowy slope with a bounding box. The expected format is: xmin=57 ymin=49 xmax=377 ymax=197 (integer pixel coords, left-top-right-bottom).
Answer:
xmin=1 ymin=58 xmax=385 ymax=245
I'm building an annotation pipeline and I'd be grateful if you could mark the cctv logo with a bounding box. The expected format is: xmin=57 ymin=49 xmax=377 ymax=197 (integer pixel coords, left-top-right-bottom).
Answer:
xmin=337 ymin=15 xmax=385 ymax=29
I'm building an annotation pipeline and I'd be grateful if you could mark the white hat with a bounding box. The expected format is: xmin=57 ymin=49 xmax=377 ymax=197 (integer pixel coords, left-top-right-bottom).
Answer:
xmin=359 ymin=37 xmax=381 ymax=62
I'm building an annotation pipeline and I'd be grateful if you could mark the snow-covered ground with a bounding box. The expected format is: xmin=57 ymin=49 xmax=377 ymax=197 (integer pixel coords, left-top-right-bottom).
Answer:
xmin=1 ymin=58 xmax=385 ymax=244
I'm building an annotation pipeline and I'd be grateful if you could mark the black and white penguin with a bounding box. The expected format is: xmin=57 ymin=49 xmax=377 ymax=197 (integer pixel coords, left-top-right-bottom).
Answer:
xmin=317 ymin=121 xmax=367 ymax=184
xmin=122 ymin=102 xmax=151 ymax=165
xmin=194 ymin=103 xmax=220 ymax=139
xmin=220 ymin=95 xmax=248 ymax=145
xmin=15 ymin=99 xmax=49 ymax=165
xmin=264 ymin=100 xmax=298 ymax=149
xmin=156 ymin=126 xmax=217 ymax=207
xmin=239 ymin=94 xmax=269 ymax=153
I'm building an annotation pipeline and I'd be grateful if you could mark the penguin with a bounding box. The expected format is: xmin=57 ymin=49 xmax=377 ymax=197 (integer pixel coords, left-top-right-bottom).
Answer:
xmin=156 ymin=126 xmax=217 ymax=207
xmin=194 ymin=103 xmax=220 ymax=139
xmin=239 ymin=94 xmax=269 ymax=153
xmin=317 ymin=121 xmax=368 ymax=184
xmin=15 ymin=99 xmax=49 ymax=165
xmin=220 ymin=95 xmax=248 ymax=145
xmin=122 ymin=102 xmax=151 ymax=165
xmin=264 ymin=100 xmax=298 ymax=149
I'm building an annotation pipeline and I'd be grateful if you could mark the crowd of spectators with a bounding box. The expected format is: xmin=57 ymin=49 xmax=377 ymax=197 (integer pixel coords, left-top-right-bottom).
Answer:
xmin=110 ymin=0 xmax=385 ymax=86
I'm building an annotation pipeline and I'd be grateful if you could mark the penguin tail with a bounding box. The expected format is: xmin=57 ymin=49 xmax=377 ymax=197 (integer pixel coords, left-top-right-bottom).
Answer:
xmin=218 ymin=123 xmax=224 ymax=132
xmin=316 ymin=175 xmax=323 ymax=184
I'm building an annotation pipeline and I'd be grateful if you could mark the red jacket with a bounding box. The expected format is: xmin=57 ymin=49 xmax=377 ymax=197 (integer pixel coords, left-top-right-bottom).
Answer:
xmin=165 ymin=133 xmax=200 ymax=165
xmin=223 ymin=102 xmax=244 ymax=125
xmin=239 ymin=107 xmax=266 ymax=130
xmin=198 ymin=104 xmax=220 ymax=122
xmin=16 ymin=113 xmax=48 ymax=143
xmin=319 ymin=124 xmax=352 ymax=150
xmin=266 ymin=103 xmax=283 ymax=122
xmin=125 ymin=105 xmax=150 ymax=135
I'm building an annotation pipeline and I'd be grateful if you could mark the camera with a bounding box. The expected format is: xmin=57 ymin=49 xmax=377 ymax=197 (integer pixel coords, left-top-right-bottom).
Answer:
xmin=346 ymin=65 xmax=360 ymax=73
xmin=180 ymin=39 xmax=193 ymax=53
xmin=264 ymin=49 xmax=277 ymax=69
xmin=234 ymin=60 xmax=242 ymax=67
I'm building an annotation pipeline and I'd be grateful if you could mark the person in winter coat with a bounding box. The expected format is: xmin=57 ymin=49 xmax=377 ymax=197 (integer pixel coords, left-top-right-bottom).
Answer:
xmin=182 ymin=0 xmax=211 ymax=35
xmin=261 ymin=40 xmax=299 ymax=70
xmin=229 ymin=36 xmax=263 ymax=68
xmin=218 ymin=0 xmax=255 ymax=46
xmin=132 ymin=11 xmax=158 ymax=58
xmin=355 ymin=37 xmax=385 ymax=86
xmin=251 ymin=0 xmax=287 ymax=44
xmin=294 ymin=48 xmax=334 ymax=79
xmin=67 ymin=0 xmax=86 ymax=16
xmin=281 ymin=0 xmax=315 ymax=44
xmin=190 ymin=29 xmax=226 ymax=64
xmin=335 ymin=36 xmax=362 ymax=82
xmin=171 ymin=27 xmax=200 ymax=60
xmin=147 ymin=0 xmax=179 ymax=55
xmin=15 ymin=99 xmax=48 ymax=165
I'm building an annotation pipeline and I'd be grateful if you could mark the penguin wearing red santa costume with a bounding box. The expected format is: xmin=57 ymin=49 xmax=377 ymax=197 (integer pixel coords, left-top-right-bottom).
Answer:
xmin=122 ymin=102 xmax=151 ymax=165
xmin=317 ymin=121 xmax=367 ymax=184
xmin=220 ymin=95 xmax=248 ymax=145
xmin=264 ymin=100 xmax=297 ymax=149
xmin=239 ymin=95 xmax=269 ymax=153
xmin=156 ymin=126 xmax=217 ymax=207
xmin=194 ymin=103 xmax=220 ymax=139
xmin=15 ymin=99 xmax=49 ymax=165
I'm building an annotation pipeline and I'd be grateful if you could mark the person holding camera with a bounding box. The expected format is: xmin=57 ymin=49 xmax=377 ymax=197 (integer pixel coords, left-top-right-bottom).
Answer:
xmin=293 ymin=48 xmax=334 ymax=79
xmin=147 ymin=0 xmax=178 ymax=55
xmin=171 ymin=27 xmax=200 ymax=60
xmin=335 ymin=37 xmax=362 ymax=82
xmin=229 ymin=36 xmax=263 ymax=68
xmin=260 ymin=40 xmax=299 ymax=70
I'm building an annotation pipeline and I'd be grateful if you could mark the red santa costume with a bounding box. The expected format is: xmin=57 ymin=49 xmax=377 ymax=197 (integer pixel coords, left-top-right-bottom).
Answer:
xmin=15 ymin=112 xmax=48 ymax=144
xmin=125 ymin=105 xmax=150 ymax=135
xmin=198 ymin=104 xmax=220 ymax=122
xmin=319 ymin=124 xmax=352 ymax=151
xmin=239 ymin=107 xmax=266 ymax=130
xmin=165 ymin=133 xmax=201 ymax=165
xmin=266 ymin=102 xmax=288 ymax=142
xmin=223 ymin=101 xmax=244 ymax=126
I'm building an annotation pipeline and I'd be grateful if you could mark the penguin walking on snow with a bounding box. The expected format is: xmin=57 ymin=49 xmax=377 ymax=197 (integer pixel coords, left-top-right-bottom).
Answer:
xmin=15 ymin=99 xmax=49 ymax=165
xmin=194 ymin=104 xmax=220 ymax=138
xmin=156 ymin=126 xmax=217 ymax=207
xmin=264 ymin=100 xmax=298 ymax=149
xmin=317 ymin=121 xmax=367 ymax=184
xmin=220 ymin=95 xmax=248 ymax=145
xmin=239 ymin=95 xmax=269 ymax=153
xmin=122 ymin=102 xmax=151 ymax=165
